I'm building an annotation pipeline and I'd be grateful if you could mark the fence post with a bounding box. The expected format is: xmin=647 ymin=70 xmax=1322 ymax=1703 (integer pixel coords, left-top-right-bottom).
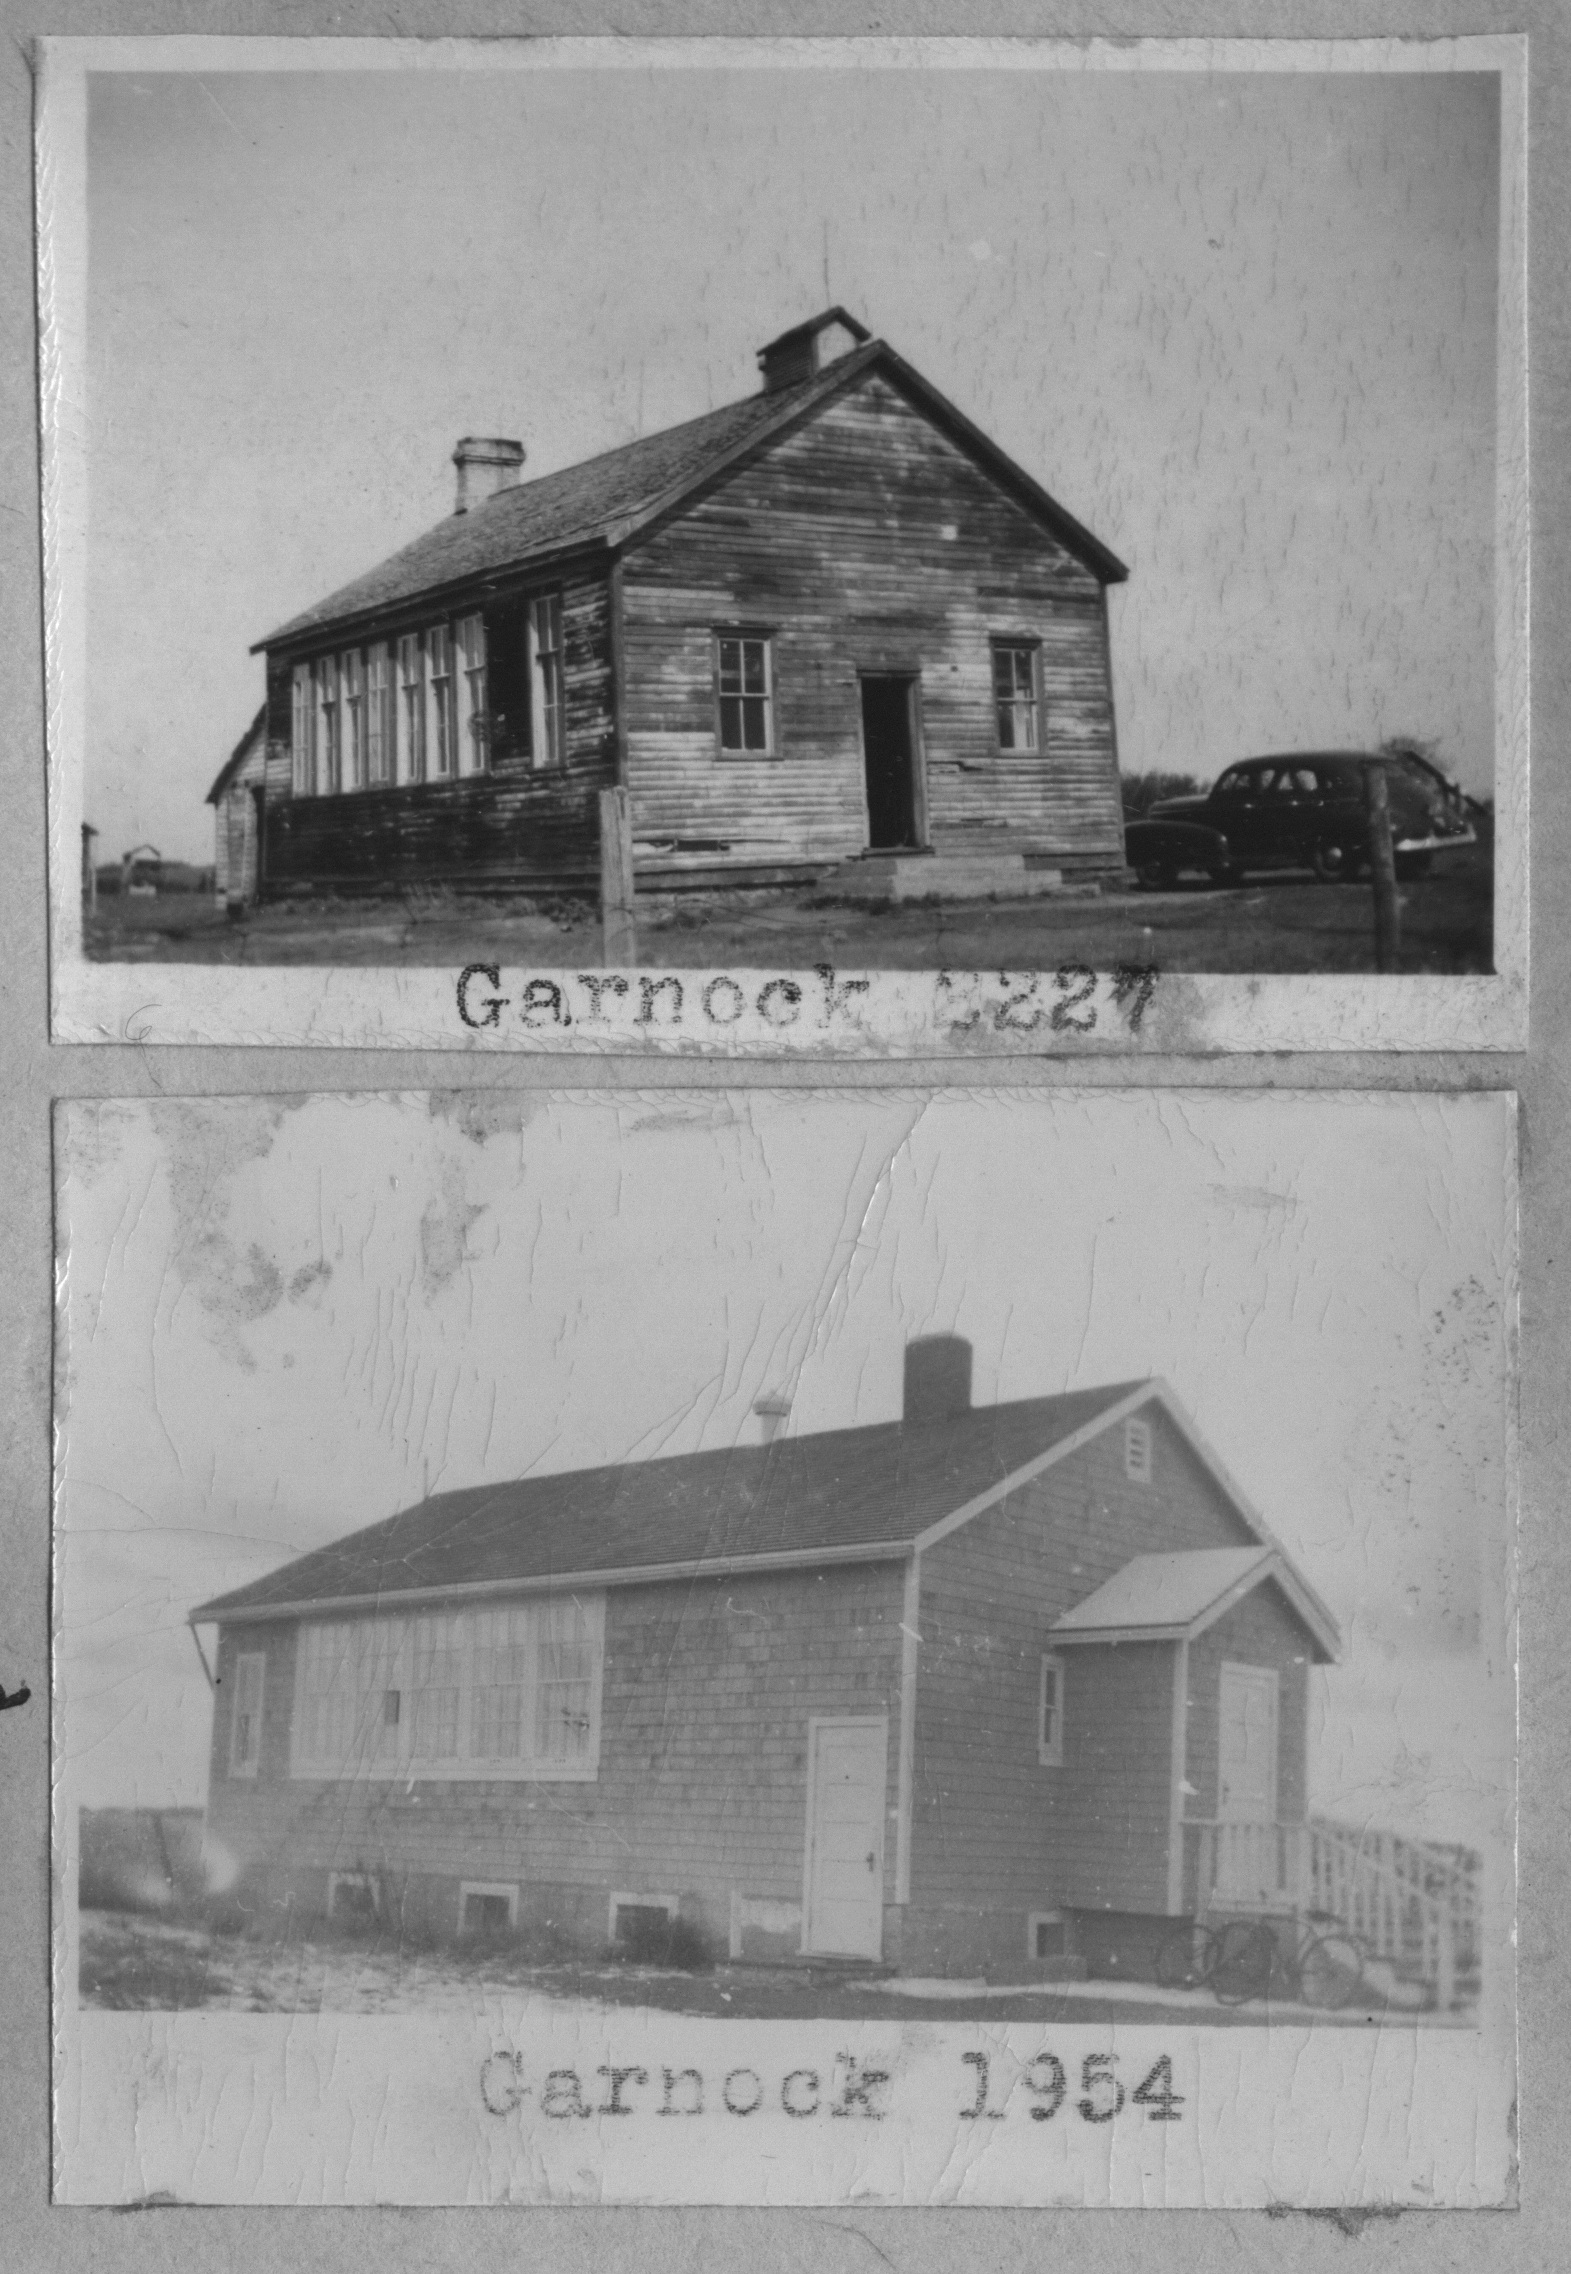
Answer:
xmin=1365 ymin=765 xmax=1400 ymax=972
xmin=599 ymin=786 xmax=636 ymax=967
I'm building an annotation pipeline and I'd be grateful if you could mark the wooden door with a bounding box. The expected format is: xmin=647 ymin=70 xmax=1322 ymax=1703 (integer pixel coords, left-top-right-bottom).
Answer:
xmin=1215 ymin=1663 xmax=1281 ymax=1904
xmin=859 ymin=676 xmax=921 ymax=851
xmin=1218 ymin=1663 xmax=1279 ymax=1822
xmin=804 ymin=1717 xmax=886 ymax=1958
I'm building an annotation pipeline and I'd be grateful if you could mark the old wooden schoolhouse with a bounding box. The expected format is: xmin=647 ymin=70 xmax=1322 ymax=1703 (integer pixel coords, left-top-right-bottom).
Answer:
xmin=218 ymin=311 xmax=1130 ymax=904
xmin=190 ymin=1338 xmax=1342 ymax=1980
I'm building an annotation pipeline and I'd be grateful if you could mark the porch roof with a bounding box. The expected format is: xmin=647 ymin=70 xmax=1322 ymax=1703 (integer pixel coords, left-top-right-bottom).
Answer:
xmin=1051 ymin=1546 xmax=1339 ymax=1662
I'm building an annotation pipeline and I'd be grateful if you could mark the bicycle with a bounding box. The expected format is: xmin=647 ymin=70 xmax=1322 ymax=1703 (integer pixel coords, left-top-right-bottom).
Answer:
xmin=1208 ymin=1915 xmax=1366 ymax=2011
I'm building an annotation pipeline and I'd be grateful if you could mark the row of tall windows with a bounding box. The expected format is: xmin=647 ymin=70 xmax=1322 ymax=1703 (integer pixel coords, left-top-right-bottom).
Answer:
xmin=289 ymin=599 xmax=568 ymax=795
xmin=289 ymin=1595 xmax=604 ymax=1780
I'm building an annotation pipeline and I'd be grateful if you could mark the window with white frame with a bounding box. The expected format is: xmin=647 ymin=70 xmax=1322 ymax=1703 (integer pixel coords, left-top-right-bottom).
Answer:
xmin=456 ymin=613 xmax=489 ymax=774
xmin=229 ymin=1650 xmax=266 ymax=1777
xmin=1124 ymin=1415 xmax=1153 ymax=1484
xmin=992 ymin=642 xmax=1041 ymax=751
xmin=529 ymin=594 xmax=565 ymax=767
xmin=316 ymin=655 xmax=342 ymax=793
xmin=367 ymin=643 xmax=395 ymax=785
xmin=398 ymin=634 xmax=427 ymax=783
xmin=428 ymin=623 xmax=456 ymax=778
xmin=1038 ymin=1653 xmax=1065 ymax=1766
xmin=343 ymin=647 xmax=367 ymax=789
xmin=715 ymin=632 xmax=773 ymax=754
xmin=291 ymin=663 xmax=316 ymax=794
xmin=291 ymin=1596 xmax=605 ymax=1781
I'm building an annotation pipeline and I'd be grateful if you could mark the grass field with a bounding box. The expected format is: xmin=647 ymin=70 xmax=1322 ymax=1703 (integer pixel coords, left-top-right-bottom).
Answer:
xmin=83 ymin=842 xmax=1492 ymax=976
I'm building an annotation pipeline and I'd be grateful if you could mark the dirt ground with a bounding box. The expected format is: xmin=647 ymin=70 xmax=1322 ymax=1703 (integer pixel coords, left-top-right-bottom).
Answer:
xmin=78 ymin=1909 xmax=1430 ymax=2028
xmin=84 ymin=842 xmax=1491 ymax=975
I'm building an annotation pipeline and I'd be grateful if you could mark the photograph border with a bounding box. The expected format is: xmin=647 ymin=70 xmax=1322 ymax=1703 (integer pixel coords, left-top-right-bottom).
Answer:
xmin=36 ymin=31 xmax=1529 ymax=1057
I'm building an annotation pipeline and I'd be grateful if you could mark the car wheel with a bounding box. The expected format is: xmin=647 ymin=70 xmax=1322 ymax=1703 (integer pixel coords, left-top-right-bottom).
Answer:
xmin=1311 ymin=842 xmax=1353 ymax=882
xmin=1136 ymin=859 xmax=1176 ymax=891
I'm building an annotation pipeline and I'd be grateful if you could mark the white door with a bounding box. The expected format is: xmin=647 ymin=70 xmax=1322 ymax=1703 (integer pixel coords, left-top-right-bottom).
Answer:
xmin=804 ymin=1717 xmax=886 ymax=1958
xmin=1216 ymin=1663 xmax=1280 ymax=1902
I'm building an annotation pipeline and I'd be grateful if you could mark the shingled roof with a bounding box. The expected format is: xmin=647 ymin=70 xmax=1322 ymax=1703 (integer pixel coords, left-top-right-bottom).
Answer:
xmin=255 ymin=332 xmax=1128 ymax=652
xmin=1051 ymin=1546 xmax=1339 ymax=1662
xmin=192 ymin=1381 xmax=1154 ymax=1624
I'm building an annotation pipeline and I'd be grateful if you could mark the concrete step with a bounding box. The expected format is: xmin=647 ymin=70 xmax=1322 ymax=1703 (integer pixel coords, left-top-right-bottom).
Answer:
xmin=830 ymin=852 xmax=1065 ymax=903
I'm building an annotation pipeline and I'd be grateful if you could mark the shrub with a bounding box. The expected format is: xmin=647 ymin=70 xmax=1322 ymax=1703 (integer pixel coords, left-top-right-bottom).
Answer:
xmin=1121 ymin=771 xmax=1205 ymax=821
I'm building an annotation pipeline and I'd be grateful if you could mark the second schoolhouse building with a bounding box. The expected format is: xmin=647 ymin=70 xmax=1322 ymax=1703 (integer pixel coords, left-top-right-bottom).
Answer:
xmin=217 ymin=310 xmax=1130 ymax=904
xmin=191 ymin=1338 xmax=1339 ymax=1979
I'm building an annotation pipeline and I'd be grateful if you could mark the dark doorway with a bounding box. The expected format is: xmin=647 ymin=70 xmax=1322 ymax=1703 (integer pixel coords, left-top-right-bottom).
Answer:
xmin=860 ymin=676 xmax=922 ymax=851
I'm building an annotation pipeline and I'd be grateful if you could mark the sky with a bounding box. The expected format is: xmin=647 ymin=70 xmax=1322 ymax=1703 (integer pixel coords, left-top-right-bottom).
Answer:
xmin=75 ymin=56 xmax=1501 ymax=864
xmin=56 ymin=1088 xmax=1516 ymax=1861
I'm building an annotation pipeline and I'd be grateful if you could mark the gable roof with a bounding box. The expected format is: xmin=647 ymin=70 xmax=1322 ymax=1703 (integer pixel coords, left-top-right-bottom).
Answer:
xmin=1051 ymin=1546 xmax=1339 ymax=1662
xmin=191 ymin=1381 xmax=1148 ymax=1625
xmin=255 ymin=333 xmax=1128 ymax=652
xmin=204 ymin=705 xmax=267 ymax=806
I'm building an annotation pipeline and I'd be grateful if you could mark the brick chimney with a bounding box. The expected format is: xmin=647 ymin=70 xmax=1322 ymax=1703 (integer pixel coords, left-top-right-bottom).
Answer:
xmin=756 ymin=307 xmax=872 ymax=395
xmin=903 ymin=1336 xmax=973 ymax=1425
xmin=452 ymin=436 xmax=525 ymax=514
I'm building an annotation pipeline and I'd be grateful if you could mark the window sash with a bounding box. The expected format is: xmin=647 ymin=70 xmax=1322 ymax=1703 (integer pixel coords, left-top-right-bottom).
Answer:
xmin=457 ymin=613 xmax=489 ymax=774
xmin=428 ymin=624 xmax=455 ymax=779
xmin=342 ymin=648 xmax=367 ymax=789
xmin=366 ymin=644 xmax=395 ymax=785
xmin=992 ymin=644 xmax=1040 ymax=752
xmin=230 ymin=1651 xmax=266 ymax=1777
xmin=398 ymin=635 xmax=427 ymax=783
xmin=291 ymin=1596 xmax=604 ymax=1781
xmin=316 ymin=655 xmax=342 ymax=793
xmin=716 ymin=635 xmax=773 ymax=754
xmin=529 ymin=595 xmax=565 ymax=768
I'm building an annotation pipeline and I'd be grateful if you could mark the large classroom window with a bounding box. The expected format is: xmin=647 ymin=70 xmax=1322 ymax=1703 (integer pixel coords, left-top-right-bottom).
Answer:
xmin=290 ymin=1595 xmax=605 ymax=1781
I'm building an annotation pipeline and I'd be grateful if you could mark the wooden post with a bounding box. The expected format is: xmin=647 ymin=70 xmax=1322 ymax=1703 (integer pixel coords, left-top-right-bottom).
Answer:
xmin=1365 ymin=764 xmax=1400 ymax=972
xmin=599 ymin=786 xmax=636 ymax=966
xmin=81 ymin=824 xmax=98 ymax=907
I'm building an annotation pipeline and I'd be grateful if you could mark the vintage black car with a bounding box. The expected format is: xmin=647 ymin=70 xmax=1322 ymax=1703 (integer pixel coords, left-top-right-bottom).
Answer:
xmin=1123 ymin=752 xmax=1477 ymax=889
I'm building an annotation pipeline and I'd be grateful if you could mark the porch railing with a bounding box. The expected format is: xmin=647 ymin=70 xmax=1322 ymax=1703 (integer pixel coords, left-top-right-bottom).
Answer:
xmin=1184 ymin=1815 xmax=1482 ymax=2010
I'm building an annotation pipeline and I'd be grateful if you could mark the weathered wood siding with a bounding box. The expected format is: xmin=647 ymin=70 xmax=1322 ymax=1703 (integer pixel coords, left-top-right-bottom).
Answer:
xmin=620 ymin=372 xmax=1124 ymax=873
xmin=261 ymin=574 xmax=614 ymax=893
xmin=203 ymin=1562 xmax=905 ymax=1955
xmin=906 ymin=1408 xmax=1258 ymax=1961
xmin=212 ymin=743 xmax=268 ymax=901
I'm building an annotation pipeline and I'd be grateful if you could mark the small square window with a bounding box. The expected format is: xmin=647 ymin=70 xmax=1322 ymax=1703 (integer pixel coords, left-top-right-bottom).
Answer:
xmin=460 ymin=1881 xmax=519 ymax=1936
xmin=1038 ymin=1653 xmax=1065 ymax=1766
xmin=1124 ymin=1416 xmax=1153 ymax=1484
xmin=327 ymin=1870 xmax=378 ymax=1923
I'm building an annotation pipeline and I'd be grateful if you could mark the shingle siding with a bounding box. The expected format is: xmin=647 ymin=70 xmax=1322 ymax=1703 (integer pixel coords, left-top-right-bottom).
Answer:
xmin=907 ymin=1406 xmax=1257 ymax=1954
xmin=205 ymin=1563 xmax=904 ymax=1955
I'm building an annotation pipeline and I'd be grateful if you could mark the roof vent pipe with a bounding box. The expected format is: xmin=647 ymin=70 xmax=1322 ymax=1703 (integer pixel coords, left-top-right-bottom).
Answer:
xmin=452 ymin=436 xmax=526 ymax=514
xmin=753 ymin=1392 xmax=793 ymax=1445
xmin=903 ymin=1336 xmax=973 ymax=1425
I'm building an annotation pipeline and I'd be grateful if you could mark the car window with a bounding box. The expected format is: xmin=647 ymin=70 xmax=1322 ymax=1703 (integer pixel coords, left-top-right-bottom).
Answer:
xmin=1251 ymin=767 xmax=1278 ymax=793
xmin=1213 ymin=768 xmax=1250 ymax=800
xmin=1290 ymin=766 xmax=1320 ymax=796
